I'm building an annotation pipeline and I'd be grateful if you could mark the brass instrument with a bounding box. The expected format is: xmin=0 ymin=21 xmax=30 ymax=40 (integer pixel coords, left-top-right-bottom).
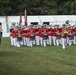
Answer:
xmin=61 ymin=25 xmax=68 ymax=37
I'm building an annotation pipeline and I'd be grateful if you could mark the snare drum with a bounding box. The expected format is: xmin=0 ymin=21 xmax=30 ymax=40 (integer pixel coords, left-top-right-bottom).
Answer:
xmin=56 ymin=33 xmax=61 ymax=39
xmin=17 ymin=35 xmax=22 ymax=41
xmin=68 ymin=34 xmax=74 ymax=40
xmin=30 ymin=34 xmax=35 ymax=41
xmin=43 ymin=34 xmax=48 ymax=40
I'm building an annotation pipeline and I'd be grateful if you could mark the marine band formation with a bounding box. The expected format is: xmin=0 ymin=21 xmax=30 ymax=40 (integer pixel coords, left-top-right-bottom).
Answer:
xmin=10 ymin=23 xmax=76 ymax=49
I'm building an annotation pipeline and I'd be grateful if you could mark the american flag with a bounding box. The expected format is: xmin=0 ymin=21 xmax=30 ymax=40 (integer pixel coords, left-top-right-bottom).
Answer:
xmin=19 ymin=9 xmax=22 ymax=26
xmin=5 ymin=16 xmax=9 ymax=33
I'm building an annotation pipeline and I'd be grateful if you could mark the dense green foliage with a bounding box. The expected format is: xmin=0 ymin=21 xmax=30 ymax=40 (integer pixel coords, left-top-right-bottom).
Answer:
xmin=0 ymin=0 xmax=76 ymax=15
xmin=0 ymin=37 xmax=76 ymax=75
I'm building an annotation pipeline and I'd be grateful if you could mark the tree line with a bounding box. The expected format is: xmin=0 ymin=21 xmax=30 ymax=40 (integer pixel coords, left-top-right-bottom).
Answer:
xmin=0 ymin=0 xmax=76 ymax=15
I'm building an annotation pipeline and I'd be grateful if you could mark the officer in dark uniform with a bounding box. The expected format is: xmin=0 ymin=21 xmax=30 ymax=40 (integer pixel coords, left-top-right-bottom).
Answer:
xmin=0 ymin=23 xmax=2 ymax=45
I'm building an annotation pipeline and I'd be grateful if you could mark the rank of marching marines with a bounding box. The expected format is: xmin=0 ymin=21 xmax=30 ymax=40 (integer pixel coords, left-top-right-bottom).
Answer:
xmin=9 ymin=22 xmax=76 ymax=49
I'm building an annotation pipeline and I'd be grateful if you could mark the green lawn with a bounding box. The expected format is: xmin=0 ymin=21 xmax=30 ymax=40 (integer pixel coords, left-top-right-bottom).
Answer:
xmin=0 ymin=37 xmax=76 ymax=75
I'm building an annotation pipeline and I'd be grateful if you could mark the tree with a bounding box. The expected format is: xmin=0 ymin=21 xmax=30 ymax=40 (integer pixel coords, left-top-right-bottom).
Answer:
xmin=24 ymin=0 xmax=57 ymax=15
xmin=70 ymin=0 xmax=76 ymax=14
xmin=0 ymin=0 xmax=76 ymax=15
xmin=0 ymin=0 xmax=11 ymax=15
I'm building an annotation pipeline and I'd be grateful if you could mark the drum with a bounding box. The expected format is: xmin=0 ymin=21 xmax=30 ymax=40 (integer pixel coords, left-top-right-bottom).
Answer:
xmin=30 ymin=34 xmax=35 ymax=41
xmin=68 ymin=34 xmax=74 ymax=40
xmin=17 ymin=36 xmax=22 ymax=42
xmin=43 ymin=34 xmax=48 ymax=40
xmin=56 ymin=33 xmax=61 ymax=39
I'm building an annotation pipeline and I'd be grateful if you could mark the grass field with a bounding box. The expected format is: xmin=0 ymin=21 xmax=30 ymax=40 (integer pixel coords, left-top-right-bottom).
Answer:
xmin=0 ymin=37 xmax=76 ymax=75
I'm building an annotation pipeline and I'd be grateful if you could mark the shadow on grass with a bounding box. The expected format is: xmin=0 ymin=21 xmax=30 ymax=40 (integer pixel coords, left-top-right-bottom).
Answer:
xmin=0 ymin=51 xmax=21 ymax=57
xmin=0 ymin=61 xmax=26 ymax=75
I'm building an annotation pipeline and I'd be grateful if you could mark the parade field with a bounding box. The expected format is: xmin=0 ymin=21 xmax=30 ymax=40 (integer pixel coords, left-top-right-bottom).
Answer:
xmin=0 ymin=37 xmax=76 ymax=75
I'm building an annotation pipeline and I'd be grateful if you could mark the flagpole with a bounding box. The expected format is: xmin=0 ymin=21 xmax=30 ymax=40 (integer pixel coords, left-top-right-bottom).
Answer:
xmin=24 ymin=9 xmax=27 ymax=26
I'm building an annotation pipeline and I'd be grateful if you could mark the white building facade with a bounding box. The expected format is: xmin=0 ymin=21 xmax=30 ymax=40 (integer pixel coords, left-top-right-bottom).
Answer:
xmin=0 ymin=15 xmax=76 ymax=37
